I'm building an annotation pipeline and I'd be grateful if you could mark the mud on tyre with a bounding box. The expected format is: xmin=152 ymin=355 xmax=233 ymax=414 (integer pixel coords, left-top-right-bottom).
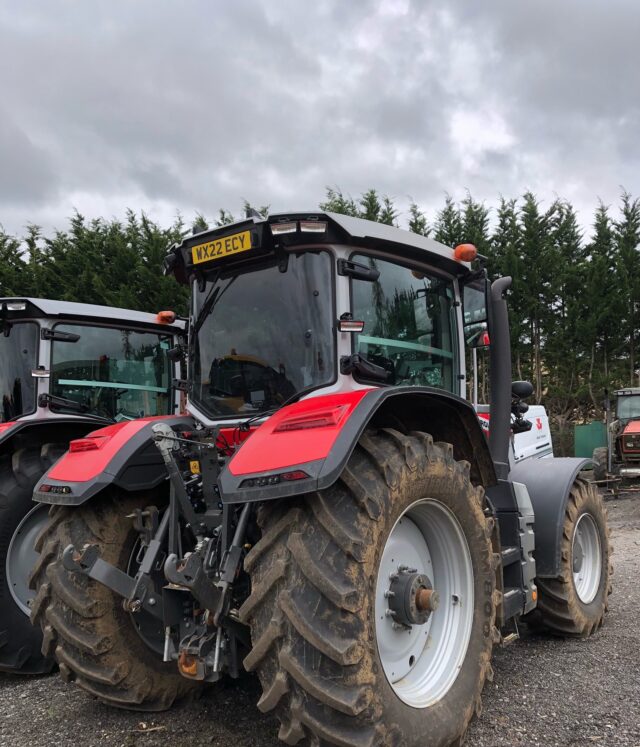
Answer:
xmin=30 ymin=491 xmax=200 ymax=710
xmin=240 ymin=428 xmax=498 ymax=747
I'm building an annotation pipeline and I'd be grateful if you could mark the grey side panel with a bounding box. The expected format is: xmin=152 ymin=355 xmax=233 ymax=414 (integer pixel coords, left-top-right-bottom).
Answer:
xmin=509 ymin=457 xmax=592 ymax=577
xmin=511 ymin=481 xmax=537 ymax=613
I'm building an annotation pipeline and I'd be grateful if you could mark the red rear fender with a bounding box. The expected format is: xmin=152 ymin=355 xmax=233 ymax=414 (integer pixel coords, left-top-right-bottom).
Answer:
xmin=34 ymin=415 xmax=195 ymax=506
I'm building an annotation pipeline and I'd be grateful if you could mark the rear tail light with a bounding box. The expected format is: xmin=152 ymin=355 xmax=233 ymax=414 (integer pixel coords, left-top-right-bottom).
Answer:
xmin=240 ymin=469 xmax=309 ymax=489
xmin=38 ymin=484 xmax=71 ymax=494
xmin=69 ymin=436 xmax=109 ymax=452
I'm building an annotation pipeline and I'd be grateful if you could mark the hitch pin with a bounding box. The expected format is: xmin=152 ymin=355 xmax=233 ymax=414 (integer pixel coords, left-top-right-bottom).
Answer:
xmin=163 ymin=626 xmax=172 ymax=662
xmin=212 ymin=627 xmax=223 ymax=672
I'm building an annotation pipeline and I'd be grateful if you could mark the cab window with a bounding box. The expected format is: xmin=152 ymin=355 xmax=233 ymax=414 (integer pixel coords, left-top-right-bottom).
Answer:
xmin=351 ymin=255 xmax=457 ymax=391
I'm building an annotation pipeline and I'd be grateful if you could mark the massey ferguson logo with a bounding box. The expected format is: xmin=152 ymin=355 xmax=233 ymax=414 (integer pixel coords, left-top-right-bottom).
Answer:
xmin=535 ymin=417 xmax=543 ymax=431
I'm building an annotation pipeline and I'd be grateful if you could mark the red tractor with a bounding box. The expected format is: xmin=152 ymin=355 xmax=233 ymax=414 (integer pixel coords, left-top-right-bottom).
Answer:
xmin=0 ymin=297 xmax=183 ymax=674
xmin=593 ymin=387 xmax=640 ymax=487
xmin=30 ymin=214 xmax=611 ymax=746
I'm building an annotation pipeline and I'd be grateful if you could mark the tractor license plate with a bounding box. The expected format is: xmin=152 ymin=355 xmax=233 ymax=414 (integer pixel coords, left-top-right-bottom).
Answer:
xmin=191 ymin=230 xmax=253 ymax=265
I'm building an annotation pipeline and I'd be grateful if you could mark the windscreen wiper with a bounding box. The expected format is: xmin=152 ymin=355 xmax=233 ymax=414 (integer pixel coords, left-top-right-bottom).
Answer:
xmin=38 ymin=393 xmax=115 ymax=424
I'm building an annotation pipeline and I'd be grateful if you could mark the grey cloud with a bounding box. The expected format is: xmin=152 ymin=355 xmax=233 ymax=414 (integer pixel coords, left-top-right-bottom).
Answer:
xmin=0 ymin=113 xmax=58 ymax=206
xmin=0 ymin=0 xmax=638 ymax=235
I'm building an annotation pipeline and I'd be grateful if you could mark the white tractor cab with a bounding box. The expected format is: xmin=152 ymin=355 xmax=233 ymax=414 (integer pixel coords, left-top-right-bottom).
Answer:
xmin=0 ymin=297 xmax=184 ymax=673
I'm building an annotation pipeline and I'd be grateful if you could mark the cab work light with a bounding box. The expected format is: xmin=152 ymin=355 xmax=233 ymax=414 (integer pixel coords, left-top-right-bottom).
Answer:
xmin=4 ymin=301 xmax=27 ymax=311
xmin=300 ymin=220 xmax=327 ymax=233
xmin=271 ymin=221 xmax=297 ymax=235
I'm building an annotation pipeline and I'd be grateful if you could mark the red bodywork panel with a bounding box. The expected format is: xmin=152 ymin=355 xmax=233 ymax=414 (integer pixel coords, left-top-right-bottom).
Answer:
xmin=47 ymin=415 xmax=174 ymax=483
xmin=227 ymin=390 xmax=371 ymax=476
xmin=623 ymin=421 xmax=640 ymax=434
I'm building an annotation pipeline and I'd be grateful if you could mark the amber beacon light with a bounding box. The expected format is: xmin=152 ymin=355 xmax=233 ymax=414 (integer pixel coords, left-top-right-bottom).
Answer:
xmin=453 ymin=243 xmax=478 ymax=262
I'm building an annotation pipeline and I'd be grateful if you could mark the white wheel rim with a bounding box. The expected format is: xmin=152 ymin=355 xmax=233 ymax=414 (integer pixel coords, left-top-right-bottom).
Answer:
xmin=6 ymin=504 xmax=48 ymax=615
xmin=572 ymin=513 xmax=601 ymax=604
xmin=375 ymin=499 xmax=474 ymax=708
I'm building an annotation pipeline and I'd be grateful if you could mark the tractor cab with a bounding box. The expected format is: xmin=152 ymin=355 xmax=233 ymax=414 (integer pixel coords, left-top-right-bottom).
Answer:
xmin=170 ymin=212 xmax=476 ymax=428
xmin=611 ymin=388 xmax=640 ymax=470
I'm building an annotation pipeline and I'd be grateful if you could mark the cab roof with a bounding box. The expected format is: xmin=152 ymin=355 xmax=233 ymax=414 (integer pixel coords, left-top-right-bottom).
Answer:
xmin=0 ymin=297 xmax=185 ymax=331
xmin=166 ymin=211 xmax=473 ymax=283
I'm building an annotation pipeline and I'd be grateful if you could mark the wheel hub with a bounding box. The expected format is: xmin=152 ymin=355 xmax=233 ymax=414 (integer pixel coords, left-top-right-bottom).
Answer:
xmin=375 ymin=500 xmax=474 ymax=708
xmin=387 ymin=567 xmax=439 ymax=627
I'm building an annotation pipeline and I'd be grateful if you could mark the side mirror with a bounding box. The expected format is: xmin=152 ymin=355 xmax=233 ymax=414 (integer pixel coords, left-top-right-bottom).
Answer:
xmin=512 ymin=380 xmax=533 ymax=400
xmin=465 ymin=322 xmax=490 ymax=348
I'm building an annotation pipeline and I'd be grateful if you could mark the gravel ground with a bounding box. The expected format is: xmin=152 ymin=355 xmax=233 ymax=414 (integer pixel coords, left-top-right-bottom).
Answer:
xmin=1 ymin=493 xmax=638 ymax=747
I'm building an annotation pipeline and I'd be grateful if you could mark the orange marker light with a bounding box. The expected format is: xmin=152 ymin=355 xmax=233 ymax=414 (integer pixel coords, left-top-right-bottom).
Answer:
xmin=453 ymin=243 xmax=478 ymax=262
xmin=156 ymin=310 xmax=176 ymax=324
xmin=178 ymin=652 xmax=198 ymax=677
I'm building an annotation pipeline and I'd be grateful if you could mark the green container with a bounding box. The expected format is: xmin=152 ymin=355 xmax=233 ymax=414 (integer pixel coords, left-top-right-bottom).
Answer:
xmin=574 ymin=421 xmax=607 ymax=458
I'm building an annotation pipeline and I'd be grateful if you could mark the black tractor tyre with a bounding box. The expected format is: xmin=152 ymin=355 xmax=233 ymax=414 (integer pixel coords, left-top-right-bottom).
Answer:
xmin=29 ymin=491 xmax=200 ymax=710
xmin=592 ymin=447 xmax=608 ymax=482
xmin=0 ymin=444 xmax=66 ymax=673
xmin=239 ymin=428 xmax=498 ymax=747
xmin=532 ymin=478 xmax=612 ymax=637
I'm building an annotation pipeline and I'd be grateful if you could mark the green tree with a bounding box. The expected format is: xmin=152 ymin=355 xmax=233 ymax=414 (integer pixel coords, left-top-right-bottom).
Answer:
xmin=408 ymin=203 xmax=429 ymax=236
xmin=613 ymin=191 xmax=640 ymax=384
xmin=433 ymin=194 xmax=462 ymax=247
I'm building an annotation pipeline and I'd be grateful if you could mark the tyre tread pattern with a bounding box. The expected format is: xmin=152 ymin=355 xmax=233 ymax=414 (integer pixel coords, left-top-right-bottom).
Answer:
xmin=29 ymin=494 xmax=198 ymax=710
xmin=241 ymin=428 xmax=496 ymax=746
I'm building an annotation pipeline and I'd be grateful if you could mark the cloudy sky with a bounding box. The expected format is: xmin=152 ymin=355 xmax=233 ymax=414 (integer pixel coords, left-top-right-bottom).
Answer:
xmin=1 ymin=0 xmax=639 ymax=236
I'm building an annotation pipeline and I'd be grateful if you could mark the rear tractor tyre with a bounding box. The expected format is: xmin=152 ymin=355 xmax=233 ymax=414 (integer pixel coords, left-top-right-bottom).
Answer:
xmin=534 ymin=478 xmax=612 ymax=637
xmin=591 ymin=447 xmax=608 ymax=483
xmin=0 ymin=444 xmax=65 ymax=673
xmin=240 ymin=429 xmax=497 ymax=747
xmin=29 ymin=491 xmax=200 ymax=710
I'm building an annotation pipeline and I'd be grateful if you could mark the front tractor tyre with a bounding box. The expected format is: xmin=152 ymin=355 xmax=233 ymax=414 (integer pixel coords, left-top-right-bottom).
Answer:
xmin=30 ymin=492 xmax=200 ymax=710
xmin=240 ymin=429 xmax=498 ymax=747
xmin=534 ymin=478 xmax=612 ymax=637
xmin=0 ymin=444 xmax=65 ymax=673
